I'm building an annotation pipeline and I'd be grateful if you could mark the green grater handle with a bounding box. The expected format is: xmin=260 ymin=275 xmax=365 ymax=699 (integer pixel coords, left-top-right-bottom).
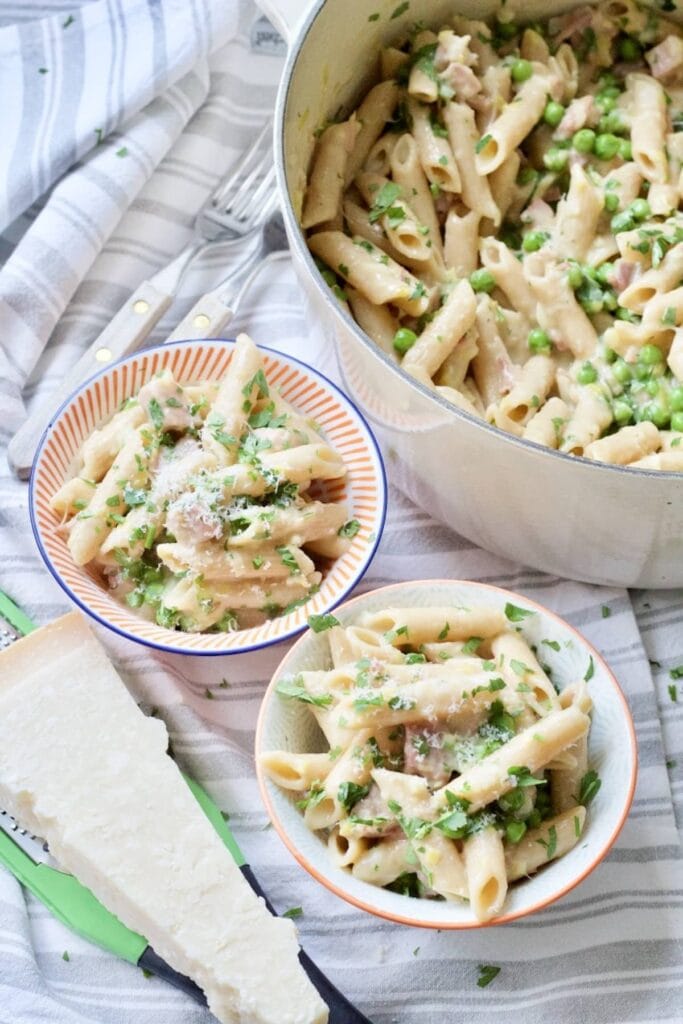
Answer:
xmin=0 ymin=590 xmax=37 ymax=636
xmin=0 ymin=829 xmax=147 ymax=964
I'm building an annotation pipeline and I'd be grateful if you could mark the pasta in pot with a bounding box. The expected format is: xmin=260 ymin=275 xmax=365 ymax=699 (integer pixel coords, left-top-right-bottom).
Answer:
xmin=303 ymin=1 xmax=683 ymax=468
xmin=50 ymin=335 xmax=358 ymax=633
xmin=261 ymin=603 xmax=599 ymax=923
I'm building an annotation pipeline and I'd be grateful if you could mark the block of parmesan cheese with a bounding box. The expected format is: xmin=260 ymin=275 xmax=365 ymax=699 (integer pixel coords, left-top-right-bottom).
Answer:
xmin=0 ymin=613 xmax=327 ymax=1024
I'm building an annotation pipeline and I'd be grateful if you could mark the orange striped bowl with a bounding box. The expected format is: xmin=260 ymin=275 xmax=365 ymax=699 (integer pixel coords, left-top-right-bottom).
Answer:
xmin=29 ymin=339 xmax=386 ymax=656
xmin=256 ymin=580 xmax=637 ymax=929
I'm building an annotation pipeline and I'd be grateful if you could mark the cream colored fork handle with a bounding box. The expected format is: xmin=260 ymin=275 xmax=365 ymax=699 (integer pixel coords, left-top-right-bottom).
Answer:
xmin=8 ymin=280 xmax=172 ymax=480
xmin=165 ymin=290 xmax=234 ymax=343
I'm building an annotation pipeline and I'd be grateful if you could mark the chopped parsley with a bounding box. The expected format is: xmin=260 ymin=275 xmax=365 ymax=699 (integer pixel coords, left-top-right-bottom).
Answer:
xmin=276 ymin=676 xmax=332 ymax=707
xmin=282 ymin=906 xmax=303 ymax=919
xmin=276 ymin=545 xmax=300 ymax=574
xmin=537 ymin=824 xmax=557 ymax=859
xmin=390 ymin=1 xmax=410 ymax=17
xmin=147 ymin=398 xmax=164 ymax=430
xmin=668 ymin=683 xmax=678 ymax=702
xmin=670 ymin=665 xmax=683 ymax=679
xmin=601 ymin=605 xmax=612 ymax=619
xmin=504 ymin=602 xmax=534 ymax=622
xmin=308 ymin=613 xmax=341 ymax=632
xmin=338 ymin=519 xmax=361 ymax=539
xmin=368 ymin=182 xmax=402 ymax=223
xmin=584 ymin=656 xmax=595 ymax=682
xmin=462 ymin=636 xmax=484 ymax=655
xmin=475 ymin=134 xmax=492 ymax=154
xmin=578 ymin=769 xmax=601 ymax=805
xmin=338 ymin=781 xmax=370 ymax=812
xmin=507 ymin=766 xmax=546 ymax=787
xmin=437 ymin=623 xmax=450 ymax=641
xmin=476 ymin=964 xmax=501 ymax=988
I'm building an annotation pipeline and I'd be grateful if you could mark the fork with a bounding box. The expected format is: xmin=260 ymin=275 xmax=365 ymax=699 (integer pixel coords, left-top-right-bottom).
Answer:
xmin=8 ymin=121 xmax=277 ymax=480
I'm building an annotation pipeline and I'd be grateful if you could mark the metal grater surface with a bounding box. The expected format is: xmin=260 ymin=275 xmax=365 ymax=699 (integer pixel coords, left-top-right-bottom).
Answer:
xmin=0 ymin=614 xmax=21 ymax=650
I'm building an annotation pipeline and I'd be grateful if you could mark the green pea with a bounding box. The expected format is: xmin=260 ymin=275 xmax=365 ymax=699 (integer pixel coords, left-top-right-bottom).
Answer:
xmin=595 ymin=262 xmax=614 ymax=285
xmin=604 ymin=346 xmax=617 ymax=364
xmin=671 ymin=411 xmax=683 ymax=432
xmin=573 ymin=128 xmax=596 ymax=153
xmin=594 ymin=133 xmax=620 ymax=160
xmin=604 ymin=191 xmax=619 ymax=213
xmin=639 ymin=400 xmax=670 ymax=428
xmin=511 ymin=58 xmax=533 ymax=82
xmin=634 ymin=363 xmax=652 ymax=381
xmin=528 ymin=328 xmax=552 ymax=353
xmin=543 ymin=147 xmax=569 ymax=173
xmin=618 ymin=138 xmax=632 ymax=160
xmin=543 ymin=100 xmax=565 ymax=127
xmin=612 ymin=359 xmax=632 ymax=384
xmin=613 ymin=399 xmax=634 ymax=425
xmin=567 ymin=263 xmax=584 ymax=289
xmin=611 ymin=209 xmax=636 ymax=233
xmin=602 ymin=290 xmax=618 ymax=311
xmin=577 ymin=362 xmax=598 ymax=385
xmin=580 ymin=294 xmax=605 ymax=315
xmin=639 ymin=343 xmax=663 ymax=365
xmin=617 ymin=36 xmax=641 ymax=61
xmin=522 ymin=230 xmax=547 ymax=253
xmin=616 ymin=306 xmax=639 ymax=322
xmin=596 ymin=92 xmax=617 ymax=114
xmin=506 ymin=821 xmax=527 ymax=844
xmin=496 ymin=19 xmax=518 ymax=40
xmin=393 ymin=327 xmax=418 ymax=354
xmin=669 ymin=385 xmax=683 ymax=412
xmin=527 ymin=809 xmax=542 ymax=829
xmin=629 ymin=198 xmax=651 ymax=221
xmin=499 ymin=789 xmax=525 ymax=813
xmin=469 ymin=268 xmax=496 ymax=293
xmin=599 ymin=110 xmax=627 ymax=135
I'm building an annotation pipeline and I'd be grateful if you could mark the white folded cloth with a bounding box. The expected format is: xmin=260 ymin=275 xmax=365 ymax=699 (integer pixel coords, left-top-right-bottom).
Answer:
xmin=0 ymin=3 xmax=682 ymax=1023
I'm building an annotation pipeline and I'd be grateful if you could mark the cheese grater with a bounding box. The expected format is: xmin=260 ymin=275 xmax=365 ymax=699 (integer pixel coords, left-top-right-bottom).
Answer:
xmin=0 ymin=590 xmax=373 ymax=1023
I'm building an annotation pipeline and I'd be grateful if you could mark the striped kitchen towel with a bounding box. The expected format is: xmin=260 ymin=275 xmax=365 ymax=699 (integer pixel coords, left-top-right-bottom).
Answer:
xmin=0 ymin=0 xmax=239 ymax=435
xmin=0 ymin=2 xmax=682 ymax=1023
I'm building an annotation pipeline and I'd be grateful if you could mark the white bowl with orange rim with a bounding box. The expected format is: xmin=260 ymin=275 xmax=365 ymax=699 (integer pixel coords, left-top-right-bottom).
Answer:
xmin=255 ymin=579 xmax=637 ymax=928
xmin=29 ymin=338 xmax=386 ymax=656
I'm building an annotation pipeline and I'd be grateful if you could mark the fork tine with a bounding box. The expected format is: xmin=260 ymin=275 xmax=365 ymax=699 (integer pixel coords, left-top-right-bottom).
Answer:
xmin=223 ymin=148 xmax=274 ymax=220
xmin=229 ymin=162 xmax=277 ymax=222
xmin=211 ymin=120 xmax=272 ymax=209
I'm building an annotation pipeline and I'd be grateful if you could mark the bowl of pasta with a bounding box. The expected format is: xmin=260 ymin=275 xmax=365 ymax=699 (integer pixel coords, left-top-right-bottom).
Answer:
xmin=255 ymin=579 xmax=637 ymax=928
xmin=29 ymin=335 xmax=386 ymax=655
xmin=259 ymin=0 xmax=683 ymax=587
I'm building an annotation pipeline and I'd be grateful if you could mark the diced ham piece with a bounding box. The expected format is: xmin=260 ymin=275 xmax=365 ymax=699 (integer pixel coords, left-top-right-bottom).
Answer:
xmin=403 ymin=726 xmax=452 ymax=786
xmin=549 ymin=5 xmax=594 ymax=44
xmin=646 ymin=35 xmax=683 ymax=82
xmin=555 ymin=95 xmax=599 ymax=140
xmin=435 ymin=30 xmax=482 ymax=100
xmin=607 ymin=258 xmax=638 ymax=293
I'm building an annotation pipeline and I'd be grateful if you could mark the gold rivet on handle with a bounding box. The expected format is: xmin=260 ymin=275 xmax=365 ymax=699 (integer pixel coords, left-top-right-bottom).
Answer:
xmin=95 ymin=347 xmax=112 ymax=362
xmin=193 ymin=313 xmax=211 ymax=330
xmin=133 ymin=300 xmax=149 ymax=314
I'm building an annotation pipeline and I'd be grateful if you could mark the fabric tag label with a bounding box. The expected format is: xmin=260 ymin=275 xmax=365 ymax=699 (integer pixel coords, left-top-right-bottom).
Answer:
xmin=250 ymin=16 xmax=287 ymax=56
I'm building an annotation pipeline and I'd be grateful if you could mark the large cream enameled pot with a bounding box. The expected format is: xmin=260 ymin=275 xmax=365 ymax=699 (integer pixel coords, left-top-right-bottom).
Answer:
xmin=258 ymin=0 xmax=683 ymax=588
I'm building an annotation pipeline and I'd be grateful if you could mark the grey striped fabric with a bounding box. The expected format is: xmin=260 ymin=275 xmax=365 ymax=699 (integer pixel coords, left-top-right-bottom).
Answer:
xmin=0 ymin=2 xmax=682 ymax=1022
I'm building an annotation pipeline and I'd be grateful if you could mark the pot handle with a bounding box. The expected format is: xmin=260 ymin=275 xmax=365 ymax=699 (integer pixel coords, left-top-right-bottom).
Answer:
xmin=254 ymin=0 xmax=308 ymax=44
